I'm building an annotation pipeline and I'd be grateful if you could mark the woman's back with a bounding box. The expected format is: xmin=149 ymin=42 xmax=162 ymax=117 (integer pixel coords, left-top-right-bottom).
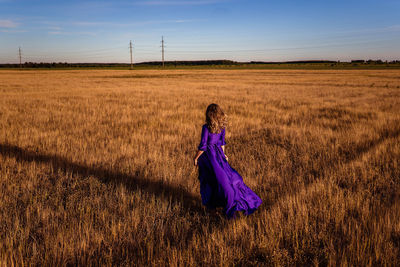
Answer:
xmin=198 ymin=124 xmax=226 ymax=151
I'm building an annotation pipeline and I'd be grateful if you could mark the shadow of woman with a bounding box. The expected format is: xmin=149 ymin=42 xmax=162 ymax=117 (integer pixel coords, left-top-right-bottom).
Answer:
xmin=0 ymin=143 xmax=227 ymax=230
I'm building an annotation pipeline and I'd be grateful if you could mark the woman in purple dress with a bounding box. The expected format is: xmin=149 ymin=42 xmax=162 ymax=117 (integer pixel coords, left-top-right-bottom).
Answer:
xmin=193 ymin=104 xmax=262 ymax=219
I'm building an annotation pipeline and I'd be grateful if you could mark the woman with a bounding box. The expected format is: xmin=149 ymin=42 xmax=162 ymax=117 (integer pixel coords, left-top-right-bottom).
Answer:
xmin=193 ymin=104 xmax=262 ymax=219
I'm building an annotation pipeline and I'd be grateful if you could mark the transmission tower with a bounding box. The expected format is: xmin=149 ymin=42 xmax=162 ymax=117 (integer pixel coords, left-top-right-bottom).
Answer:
xmin=18 ymin=47 xmax=22 ymax=69
xmin=161 ymin=36 xmax=165 ymax=68
xmin=129 ymin=40 xmax=133 ymax=70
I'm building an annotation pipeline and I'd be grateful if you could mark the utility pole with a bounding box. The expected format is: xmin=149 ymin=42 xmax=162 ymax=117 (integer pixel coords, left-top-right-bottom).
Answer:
xmin=18 ymin=47 xmax=22 ymax=69
xmin=129 ymin=40 xmax=133 ymax=70
xmin=161 ymin=36 xmax=165 ymax=68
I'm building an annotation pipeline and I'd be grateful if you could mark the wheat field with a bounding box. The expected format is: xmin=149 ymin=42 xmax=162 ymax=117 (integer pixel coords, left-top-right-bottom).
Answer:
xmin=0 ymin=69 xmax=399 ymax=266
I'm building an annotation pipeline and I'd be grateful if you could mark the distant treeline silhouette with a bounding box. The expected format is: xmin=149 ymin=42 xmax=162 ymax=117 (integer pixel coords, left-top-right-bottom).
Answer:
xmin=1 ymin=59 xmax=399 ymax=68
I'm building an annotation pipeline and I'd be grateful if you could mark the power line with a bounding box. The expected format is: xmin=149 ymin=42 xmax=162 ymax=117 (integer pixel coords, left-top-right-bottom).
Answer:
xmin=129 ymin=40 xmax=133 ymax=70
xmin=5 ymin=36 xmax=399 ymax=65
xmin=18 ymin=47 xmax=22 ymax=69
xmin=164 ymin=38 xmax=400 ymax=54
xmin=161 ymin=36 xmax=165 ymax=67
xmin=18 ymin=46 xmax=127 ymax=56
xmin=57 ymin=45 xmax=127 ymax=55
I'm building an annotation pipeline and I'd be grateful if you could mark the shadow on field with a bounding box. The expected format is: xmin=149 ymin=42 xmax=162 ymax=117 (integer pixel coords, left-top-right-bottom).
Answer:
xmin=2 ymin=120 xmax=399 ymax=223
xmin=229 ymin=123 xmax=400 ymax=210
xmin=0 ymin=143 xmax=226 ymax=228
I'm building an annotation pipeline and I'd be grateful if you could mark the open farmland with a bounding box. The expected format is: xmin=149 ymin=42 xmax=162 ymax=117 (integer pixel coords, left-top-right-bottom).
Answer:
xmin=0 ymin=69 xmax=399 ymax=266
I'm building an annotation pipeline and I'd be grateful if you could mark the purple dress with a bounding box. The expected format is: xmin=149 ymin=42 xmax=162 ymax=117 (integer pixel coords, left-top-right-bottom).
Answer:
xmin=197 ymin=124 xmax=262 ymax=218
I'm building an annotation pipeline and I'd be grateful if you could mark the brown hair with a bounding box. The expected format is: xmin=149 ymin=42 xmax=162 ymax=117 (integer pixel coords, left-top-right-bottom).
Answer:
xmin=205 ymin=103 xmax=228 ymax=133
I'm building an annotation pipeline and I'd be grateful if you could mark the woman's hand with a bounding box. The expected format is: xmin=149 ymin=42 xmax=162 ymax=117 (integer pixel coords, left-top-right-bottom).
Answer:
xmin=193 ymin=150 xmax=204 ymax=167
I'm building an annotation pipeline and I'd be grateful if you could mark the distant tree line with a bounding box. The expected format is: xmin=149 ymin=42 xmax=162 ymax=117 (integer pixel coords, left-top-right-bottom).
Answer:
xmin=0 ymin=60 xmax=399 ymax=68
xmin=0 ymin=62 xmax=130 ymax=68
xmin=350 ymin=59 xmax=397 ymax=64
xmin=136 ymin=60 xmax=238 ymax=66
xmin=0 ymin=60 xmax=239 ymax=68
xmin=249 ymin=60 xmax=338 ymax=64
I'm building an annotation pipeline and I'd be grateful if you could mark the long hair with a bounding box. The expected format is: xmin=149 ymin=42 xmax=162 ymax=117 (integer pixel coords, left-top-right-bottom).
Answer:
xmin=205 ymin=104 xmax=228 ymax=133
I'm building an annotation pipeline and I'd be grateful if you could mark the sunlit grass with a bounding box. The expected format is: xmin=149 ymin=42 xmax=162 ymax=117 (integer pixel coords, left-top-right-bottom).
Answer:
xmin=0 ymin=69 xmax=399 ymax=266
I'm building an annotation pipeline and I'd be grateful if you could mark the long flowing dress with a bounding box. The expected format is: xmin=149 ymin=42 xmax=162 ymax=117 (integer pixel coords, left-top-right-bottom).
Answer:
xmin=197 ymin=124 xmax=262 ymax=218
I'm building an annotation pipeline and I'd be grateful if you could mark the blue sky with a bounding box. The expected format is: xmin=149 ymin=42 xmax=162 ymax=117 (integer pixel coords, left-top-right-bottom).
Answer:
xmin=0 ymin=0 xmax=399 ymax=63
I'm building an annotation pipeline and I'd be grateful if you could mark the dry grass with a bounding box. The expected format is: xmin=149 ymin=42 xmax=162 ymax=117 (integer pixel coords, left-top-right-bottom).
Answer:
xmin=0 ymin=69 xmax=399 ymax=266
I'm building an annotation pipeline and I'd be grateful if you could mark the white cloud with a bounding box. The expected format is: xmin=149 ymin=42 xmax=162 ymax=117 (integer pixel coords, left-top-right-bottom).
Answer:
xmin=48 ymin=31 xmax=96 ymax=36
xmin=0 ymin=19 xmax=18 ymax=28
xmin=334 ymin=25 xmax=400 ymax=36
xmin=47 ymin=26 xmax=62 ymax=30
xmin=71 ymin=19 xmax=200 ymax=27
xmin=386 ymin=25 xmax=400 ymax=31
xmin=72 ymin=21 xmax=104 ymax=26
xmin=0 ymin=29 xmax=26 ymax=33
xmin=136 ymin=0 xmax=228 ymax=6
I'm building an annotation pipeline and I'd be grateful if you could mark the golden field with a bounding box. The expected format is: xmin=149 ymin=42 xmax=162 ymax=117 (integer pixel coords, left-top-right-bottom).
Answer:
xmin=0 ymin=69 xmax=399 ymax=266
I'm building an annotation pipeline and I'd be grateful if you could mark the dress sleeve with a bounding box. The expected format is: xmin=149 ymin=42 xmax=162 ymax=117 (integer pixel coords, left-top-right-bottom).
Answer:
xmin=220 ymin=128 xmax=226 ymax=146
xmin=198 ymin=125 xmax=208 ymax=151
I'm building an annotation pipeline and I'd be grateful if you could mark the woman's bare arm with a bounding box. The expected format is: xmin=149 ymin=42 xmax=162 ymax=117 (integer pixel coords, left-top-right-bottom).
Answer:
xmin=221 ymin=145 xmax=228 ymax=161
xmin=193 ymin=150 xmax=204 ymax=166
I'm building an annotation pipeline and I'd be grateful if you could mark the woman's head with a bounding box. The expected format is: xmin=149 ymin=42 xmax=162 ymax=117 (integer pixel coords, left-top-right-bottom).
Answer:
xmin=205 ymin=103 xmax=227 ymax=133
